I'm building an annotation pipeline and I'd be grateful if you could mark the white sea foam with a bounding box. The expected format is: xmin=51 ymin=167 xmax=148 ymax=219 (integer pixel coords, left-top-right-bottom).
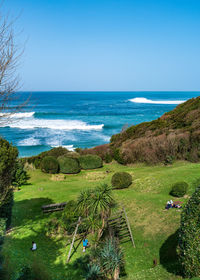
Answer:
xmin=4 ymin=119 xmax=104 ymax=131
xmin=0 ymin=112 xmax=35 ymax=118
xmin=52 ymin=145 xmax=75 ymax=151
xmin=18 ymin=137 xmax=41 ymax=146
xmin=129 ymin=97 xmax=186 ymax=105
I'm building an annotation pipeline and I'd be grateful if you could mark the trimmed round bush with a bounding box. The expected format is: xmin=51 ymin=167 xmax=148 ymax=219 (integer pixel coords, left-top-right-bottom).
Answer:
xmin=178 ymin=186 xmax=200 ymax=277
xmin=40 ymin=156 xmax=59 ymax=174
xmin=58 ymin=156 xmax=80 ymax=174
xmin=170 ymin=181 xmax=188 ymax=197
xmin=111 ymin=172 xmax=132 ymax=189
xmin=79 ymin=154 xmax=103 ymax=170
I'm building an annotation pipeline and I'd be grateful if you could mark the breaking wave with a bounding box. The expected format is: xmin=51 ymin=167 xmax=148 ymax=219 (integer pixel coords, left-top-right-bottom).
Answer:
xmin=129 ymin=97 xmax=186 ymax=105
xmin=0 ymin=112 xmax=35 ymax=118
xmin=3 ymin=118 xmax=104 ymax=131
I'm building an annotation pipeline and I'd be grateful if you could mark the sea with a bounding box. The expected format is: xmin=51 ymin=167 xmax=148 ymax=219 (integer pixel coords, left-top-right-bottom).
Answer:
xmin=0 ymin=91 xmax=199 ymax=157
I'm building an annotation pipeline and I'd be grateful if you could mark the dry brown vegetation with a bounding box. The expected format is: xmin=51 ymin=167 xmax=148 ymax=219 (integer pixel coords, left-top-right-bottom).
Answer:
xmin=83 ymin=96 xmax=200 ymax=164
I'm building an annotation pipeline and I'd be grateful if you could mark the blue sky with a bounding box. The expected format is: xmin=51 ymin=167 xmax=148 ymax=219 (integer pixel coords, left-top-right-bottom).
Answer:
xmin=4 ymin=0 xmax=200 ymax=91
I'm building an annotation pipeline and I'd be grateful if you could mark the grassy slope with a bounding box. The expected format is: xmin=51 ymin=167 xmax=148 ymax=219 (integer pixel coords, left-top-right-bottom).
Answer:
xmin=3 ymin=162 xmax=200 ymax=280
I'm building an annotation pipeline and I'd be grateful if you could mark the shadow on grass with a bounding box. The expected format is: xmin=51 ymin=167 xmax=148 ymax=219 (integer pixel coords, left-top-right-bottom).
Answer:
xmin=159 ymin=230 xmax=182 ymax=277
xmin=2 ymin=197 xmax=86 ymax=280
xmin=11 ymin=197 xmax=55 ymax=228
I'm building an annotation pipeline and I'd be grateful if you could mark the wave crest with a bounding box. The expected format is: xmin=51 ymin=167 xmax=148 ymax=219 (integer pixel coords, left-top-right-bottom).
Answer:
xmin=129 ymin=97 xmax=186 ymax=105
xmin=3 ymin=119 xmax=104 ymax=131
xmin=0 ymin=112 xmax=35 ymax=118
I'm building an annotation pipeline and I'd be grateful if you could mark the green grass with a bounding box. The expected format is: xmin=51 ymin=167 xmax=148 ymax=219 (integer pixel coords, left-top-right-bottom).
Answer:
xmin=3 ymin=161 xmax=200 ymax=279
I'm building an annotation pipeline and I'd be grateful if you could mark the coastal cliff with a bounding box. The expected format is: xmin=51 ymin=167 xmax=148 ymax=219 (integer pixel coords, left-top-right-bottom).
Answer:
xmin=82 ymin=96 xmax=200 ymax=164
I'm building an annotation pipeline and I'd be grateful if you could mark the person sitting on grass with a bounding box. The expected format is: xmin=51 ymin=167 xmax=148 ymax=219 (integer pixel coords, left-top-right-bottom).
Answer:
xmin=165 ymin=201 xmax=172 ymax=210
xmin=83 ymin=238 xmax=88 ymax=252
xmin=31 ymin=241 xmax=37 ymax=251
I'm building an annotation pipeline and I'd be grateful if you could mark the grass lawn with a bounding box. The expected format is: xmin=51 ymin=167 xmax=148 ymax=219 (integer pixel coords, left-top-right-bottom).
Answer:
xmin=2 ymin=161 xmax=200 ymax=279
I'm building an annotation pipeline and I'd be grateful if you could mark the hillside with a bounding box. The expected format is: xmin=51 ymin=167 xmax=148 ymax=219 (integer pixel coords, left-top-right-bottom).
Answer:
xmin=3 ymin=161 xmax=200 ymax=279
xmin=82 ymin=96 xmax=200 ymax=164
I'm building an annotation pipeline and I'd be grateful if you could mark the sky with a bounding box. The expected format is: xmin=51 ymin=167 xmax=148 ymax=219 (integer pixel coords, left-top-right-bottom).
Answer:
xmin=3 ymin=0 xmax=200 ymax=91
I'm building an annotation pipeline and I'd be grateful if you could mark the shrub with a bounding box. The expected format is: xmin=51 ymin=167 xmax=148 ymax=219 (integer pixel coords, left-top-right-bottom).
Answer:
xmin=12 ymin=161 xmax=29 ymax=190
xmin=170 ymin=182 xmax=188 ymax=197
xmin=0 ymin=218 xmax=6 ymax=245
xmin=111 ymin=172 xmax=132 ymax=189
xmin=40 ymin=156 xmax=59 ymax=174
xmin=46 ymin=200 xmax=85 ymax=236
xmin=177 ymin=186 xmax=200 ymax=277
xmin=0 ymin=138 xmax=18 ymax=205
xmin=79 ymin=155 xmax=103 ymax=170
xmin=58 ymin=156 xmax=80 ymax=174
xmin=104 ymin=153 xmax=112 ymax=163
xmin=113 ymin=148 xmax=124 ymax=164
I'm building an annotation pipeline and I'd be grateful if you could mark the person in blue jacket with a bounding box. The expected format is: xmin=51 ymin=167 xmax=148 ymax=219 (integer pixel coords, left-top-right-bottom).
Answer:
xmin=83 ymin=238 xmax=88 ymax=252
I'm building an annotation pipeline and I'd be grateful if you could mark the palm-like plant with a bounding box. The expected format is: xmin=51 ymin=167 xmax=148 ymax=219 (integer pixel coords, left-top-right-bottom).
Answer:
xmin=77 ymin=189 xmax=92 ymax=217
xmin=85 ymin=263 xmax=102 ymax=280
xmin=99 ymin=238 xmax=123 ymax=280
xmin=90 ymin=184 xmax=114 ymax=238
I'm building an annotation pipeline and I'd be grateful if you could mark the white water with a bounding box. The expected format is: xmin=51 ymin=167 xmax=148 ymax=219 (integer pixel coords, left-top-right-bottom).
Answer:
xmin=0 ymin=112 xmax=35 ymax=118
xmin=3 ymin=118 xmax=104 ymax=130
xmin=129 ymin=97 xmax=186 ymax=105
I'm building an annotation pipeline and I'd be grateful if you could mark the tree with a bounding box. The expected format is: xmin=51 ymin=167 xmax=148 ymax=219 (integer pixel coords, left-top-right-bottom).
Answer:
xmin=0 ymin=138 xmax=18 ymax=206
xmin=77 ymin=189 xmax=93 ymax=217
xmin=177 ymin=186 xmax=200 ymax=277
xmin=0 ymin=11 xmax=28 ymax=123
xmin=12 ymin=161 xmax=29 ymax=190
xmin=91 ymin=184 xmax=114 ymax=239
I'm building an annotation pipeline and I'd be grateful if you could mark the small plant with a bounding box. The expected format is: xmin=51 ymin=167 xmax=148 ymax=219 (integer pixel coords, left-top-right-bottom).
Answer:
xmin=58 ymin=156 xmax=81 ymax=174
xmin=111 ymin=172 xmax=132 ymax=189
xmin=170 ymin=181 xmax=188 ymax=197
xmin=79 ymin=154 xmax=103 ymax=170
xmin=40 ymin=156 xmax=59 ymax=174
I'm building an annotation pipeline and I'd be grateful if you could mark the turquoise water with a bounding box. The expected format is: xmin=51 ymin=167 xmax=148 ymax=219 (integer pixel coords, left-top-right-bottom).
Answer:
xmin=1 ymin=91 xmax=199 ymax=157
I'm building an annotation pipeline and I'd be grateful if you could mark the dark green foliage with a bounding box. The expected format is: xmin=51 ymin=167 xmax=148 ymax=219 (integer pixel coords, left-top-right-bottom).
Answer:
xmin=79 ymin=154 xmax=103 ymax=170
xmin=87 ymin=238 xmax=124 ymax=279
xmin=177 ymin=186 xmax=200 ymax=278
xmin=170 ymin=182 xmax=188 ymax=197
xmin=25 ymin=147 xmax=69 ymax=169
xmin=111 ymin=172 xmax=132 ymax=189
xmin=0 ymin=218 xmax=6 ymax=245
xmin=40 ymin=156 xmax=59 ymax=174
xmin=0 ymin=190 xmax=13 ymax=227
xmin=113 ymin=148 xmax=124 ymax=164
xmin=41 ymin=146 xmax=69 ymax=158
xmin=46 ymin=200 xmax=85 ymax=236
xmin=104 ymin=153 xmax=112 ymax=163
xmin=164 ymin=155 xmax=174 ymax=165
xmin=12 ymin=161 xmax=29 ymax=190
xmin=85 ymin=264 xmax=102 ymax=280
xmin=58 ymin=156 xmax=80 ymax=174
xmin=0 ymin=138 xmax=18 ymax=203
xmin=17 ymin=261 xmax=51 ymax=280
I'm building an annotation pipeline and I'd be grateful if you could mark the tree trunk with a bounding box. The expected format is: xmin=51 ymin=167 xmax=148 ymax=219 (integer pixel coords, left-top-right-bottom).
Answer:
xmin=113 ymin=266 xmax=120 ymax=280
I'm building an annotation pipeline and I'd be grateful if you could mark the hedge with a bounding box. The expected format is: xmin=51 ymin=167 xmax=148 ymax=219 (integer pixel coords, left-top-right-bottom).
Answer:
xmin=111 ymin=172 xmax=132 ymax=189
xmin=178 ymin=186 xmax=200 ymax=277
xmin=40 ymin=156 xmax=59 ymax=174
xmin=170 ymin=182 xmax=188 ymax=197
xmin=79 ymin=154 xmax=103 ymax=170
xmin=58 ymin=156 xmax=80 ymax=174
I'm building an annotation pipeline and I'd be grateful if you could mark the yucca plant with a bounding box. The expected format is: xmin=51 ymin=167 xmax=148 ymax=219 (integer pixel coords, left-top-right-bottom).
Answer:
xmin=85 ymin=263 xmax=102 ymax=280
xmin=99 ymin=238 xmax=124 ymax=280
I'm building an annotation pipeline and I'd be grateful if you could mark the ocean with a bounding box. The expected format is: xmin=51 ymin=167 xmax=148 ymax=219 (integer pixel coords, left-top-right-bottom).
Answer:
xmin=1 ymin=91 xmax=199 ymax=157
